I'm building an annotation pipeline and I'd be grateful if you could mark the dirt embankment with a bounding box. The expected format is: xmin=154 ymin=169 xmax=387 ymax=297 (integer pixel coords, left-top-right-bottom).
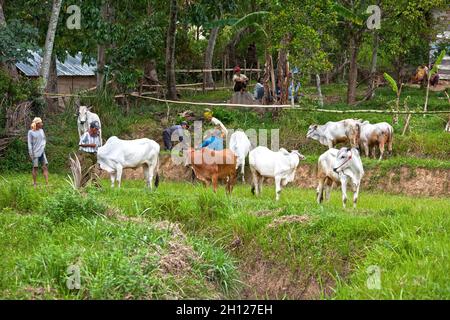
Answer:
xmin=111 ymin=155 xmax=449 ymax=197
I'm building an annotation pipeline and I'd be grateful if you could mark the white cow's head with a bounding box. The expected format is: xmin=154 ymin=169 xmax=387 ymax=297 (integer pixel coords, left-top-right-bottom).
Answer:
xmin=77 ymin=106 xmax=90 ymax=124
xmin=333 ymin=148 xmax=354 ymax=173
xmin=306 ymin=125 xmax=320 ymax=140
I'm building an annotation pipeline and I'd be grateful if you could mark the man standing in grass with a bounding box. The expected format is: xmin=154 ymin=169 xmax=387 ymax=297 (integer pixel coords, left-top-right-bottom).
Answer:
xmin=27 ymin=117 xmax=49 ymax=187
xmin=78 ymin=121 xmax=102 ymax=186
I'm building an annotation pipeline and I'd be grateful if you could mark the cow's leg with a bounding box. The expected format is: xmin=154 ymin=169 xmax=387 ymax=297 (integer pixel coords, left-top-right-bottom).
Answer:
xmin=116 ymin=165 xmax=123 ymax=188
xmin=241 ymin=158 xmax=246 ymax=183
xmin=371 ymin=145 xmax=377 ymax=159
xmin=340 ymin=175 xmax=348 ymax=208
xmin=144 ymin=164 xmax=153 ymax=190
xmin=229 ymin=173 xmax=236 ymax=195
xmin=352 ymin=182 xmax=361 ymax=208
xmin=378 ymin=141 xmax=385 ymax=161
xmin=212 ymin=175 xmax=218 ymax=193
xmin=275 ymin=176 xmax=282 ymax=201
xmin=316 ymin=179 xmax=324 ymax=204
xmin=325 ymin=178 xmax=333 ymax=201
xmin=250 ymin=168 xmax=259 ymax=196
xmin=363 ymin=142 xmax=369 ymax=157
xmin=110 ymin=172 xmax=116 ymax=188
xmin=257 ymin=175 xmax=264 ymax=195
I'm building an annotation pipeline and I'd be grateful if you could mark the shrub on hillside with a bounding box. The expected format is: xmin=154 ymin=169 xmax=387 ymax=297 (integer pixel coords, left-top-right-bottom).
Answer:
xmin=41 ymin=189 xmax=107 ymax=223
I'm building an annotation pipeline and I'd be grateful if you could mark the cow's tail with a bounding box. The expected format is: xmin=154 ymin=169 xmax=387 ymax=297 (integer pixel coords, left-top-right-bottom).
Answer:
xmin=387 ymin=126 xmax=394 ymax=154
xmin=354 ymin=122 xmax=361 ymax=150
xmin=154 ymin=155 xmax=160 ymax=188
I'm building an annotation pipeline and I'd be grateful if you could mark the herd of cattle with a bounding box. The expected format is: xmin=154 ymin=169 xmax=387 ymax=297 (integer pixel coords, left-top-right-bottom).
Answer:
xmin=77 ymin=106 xmax=394 ymax=208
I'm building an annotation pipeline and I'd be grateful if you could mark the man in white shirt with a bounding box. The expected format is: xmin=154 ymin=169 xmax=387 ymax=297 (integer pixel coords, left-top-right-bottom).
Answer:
xmin=203 ymin=108 xmax=228 ymax=138
xmin=27 ymin=117 xmax=48 ymax=187
xmin=232 ymin=66 xmax=249 ymax=93
xmin=78 ymin=121 xmax=102 ymax=186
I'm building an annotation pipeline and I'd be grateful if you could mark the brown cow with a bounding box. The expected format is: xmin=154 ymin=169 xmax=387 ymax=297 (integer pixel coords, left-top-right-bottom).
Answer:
xmin=185 ymin=148 xmax=237 ymax=194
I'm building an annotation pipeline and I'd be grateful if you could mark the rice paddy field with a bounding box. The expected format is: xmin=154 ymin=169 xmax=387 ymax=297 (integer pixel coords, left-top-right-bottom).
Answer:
xmin=0 ymin=173 xmax=448 ymax=299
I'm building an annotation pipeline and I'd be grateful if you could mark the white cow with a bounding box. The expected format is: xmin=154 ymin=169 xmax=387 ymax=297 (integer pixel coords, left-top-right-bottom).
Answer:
xmin=249 ymin=146 xmax=305 ymax=201
xmin=359 ymin=121 xmax=393 ymax=160
xmin=307 ymin=119 xmax=361 ymax=149
xmin=229 ymin=131 xmax=252 ymax=182
xmin=77 ymin=106 xmax=102 ymax=143
xmin=316 ymin=147 xmax=364 ymax=208
xmin=97 ymin=136 xmax=160 ymax=189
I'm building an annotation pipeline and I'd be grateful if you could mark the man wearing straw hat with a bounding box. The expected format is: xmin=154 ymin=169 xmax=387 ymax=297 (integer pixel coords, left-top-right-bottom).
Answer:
xmin=27 ymin=117 xmax=49 ymax=187
xmin=203 ymin=108 xmax=228 ymax=138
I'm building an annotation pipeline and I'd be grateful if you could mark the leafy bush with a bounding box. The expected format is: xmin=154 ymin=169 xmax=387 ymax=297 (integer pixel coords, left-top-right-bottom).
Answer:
xmin=0 ymin=139 xmax=30 ymax=172
xmin=0 ymin=180 xmax=41 ymax=212
xmin=41 ymin=189 xmax=107 ymax=223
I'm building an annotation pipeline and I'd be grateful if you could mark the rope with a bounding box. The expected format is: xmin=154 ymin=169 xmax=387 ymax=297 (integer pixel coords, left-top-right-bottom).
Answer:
xmin=42 ymin=91 xmax=450 ymax=115
xmin=130 ymin=93 xmax=450 ymax=114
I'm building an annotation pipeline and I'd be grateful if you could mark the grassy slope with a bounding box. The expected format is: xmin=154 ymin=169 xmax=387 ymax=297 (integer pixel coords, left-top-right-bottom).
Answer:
xmin=0 ymin=175 xmax=239 ymax=299
xmin=1 ymin=174 xmax=448 ymax=299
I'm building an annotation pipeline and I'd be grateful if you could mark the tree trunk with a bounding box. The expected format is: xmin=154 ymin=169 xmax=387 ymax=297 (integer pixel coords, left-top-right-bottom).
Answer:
xmin=0 ymin=1 xmax=19 ymax=80
xmin=204 ymin=27 xmax=219 ymax=88
xmin=96 ymin=1 xmax=109 ymax=90
xmin=367 ymin=31 xmax=379 ymax=100
xmin=40 ymin=0 xmax=62 ymax=93
xmin=276 ymin=34 xmax=291 ymax=105
xmin=347 ymin=32 xmax=360 ymax=105
xmin=316 ymin=74 xmax=324 ymax=107
xmin=165 ymin=0 xmax=177 ymax=100
xmin=45 ymin=55 xmax=58 ymax=112
xmin=0 ymin=0 xmax=5 ymax=26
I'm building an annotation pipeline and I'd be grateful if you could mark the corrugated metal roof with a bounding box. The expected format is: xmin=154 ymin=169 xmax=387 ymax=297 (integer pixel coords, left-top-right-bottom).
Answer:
xmin=16 ymin=51 xmax=96 ymax=77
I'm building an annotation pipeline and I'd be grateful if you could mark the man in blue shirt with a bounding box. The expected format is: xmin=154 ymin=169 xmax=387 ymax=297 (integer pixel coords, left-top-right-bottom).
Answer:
xmin=163 ymin=121 xmax=189 ymax=151
xmin=199 ymin=129 xmax=224 ymax=151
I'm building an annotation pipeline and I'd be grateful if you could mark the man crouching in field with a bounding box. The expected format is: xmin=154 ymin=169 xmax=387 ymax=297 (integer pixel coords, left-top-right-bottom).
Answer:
xmin=78 ymin=121 xmax=102 ymax=187
xmin=27 ymin=117 xmax=49 ymax=187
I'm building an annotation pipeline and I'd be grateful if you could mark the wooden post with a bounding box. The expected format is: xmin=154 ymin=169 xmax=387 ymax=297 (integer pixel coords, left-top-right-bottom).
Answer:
xmin=257 ymin=60 xmax=260 ymax=81
xmin=222 ymin=55 xmax=226 ymax=87
xmin=202 ymin=68 xmax=206 ymax=94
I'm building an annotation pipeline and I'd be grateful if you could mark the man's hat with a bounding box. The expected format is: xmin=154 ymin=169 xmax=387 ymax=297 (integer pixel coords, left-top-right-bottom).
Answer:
xmin=181 ymin=121 xmax=189 ymax=128
xmin=90 ymin=121 xmax=100 ymax=129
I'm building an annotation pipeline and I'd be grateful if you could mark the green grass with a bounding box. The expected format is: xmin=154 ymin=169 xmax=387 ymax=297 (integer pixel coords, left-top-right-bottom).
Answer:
xmin=0 ymin=83 xmax=448 ymax=299
xmin=0 ymin=174 xmax=448 ymax=299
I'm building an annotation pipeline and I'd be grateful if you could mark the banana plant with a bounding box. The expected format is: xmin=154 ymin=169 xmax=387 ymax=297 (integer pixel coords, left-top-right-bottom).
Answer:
xmin=383 ymin=72 xmax=403 ymax=124
xmin=424 ymin=50 xmax=446 ymax=112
